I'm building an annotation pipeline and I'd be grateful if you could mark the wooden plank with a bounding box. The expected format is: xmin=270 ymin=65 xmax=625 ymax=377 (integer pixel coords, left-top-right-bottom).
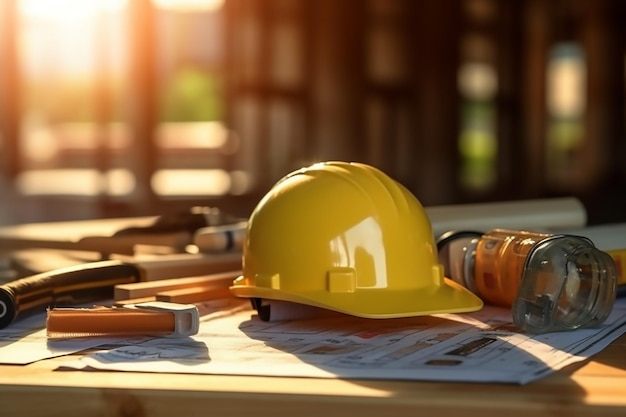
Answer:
xmin=114 ymin=270 xmax=240 ymax=300
xmin=155 ymin=285 xmax=232 ymax=303
xmin=114 ymin=296 xmax=156 ymax=306
xmin=128 ymin=253 xmax=242 ymax=282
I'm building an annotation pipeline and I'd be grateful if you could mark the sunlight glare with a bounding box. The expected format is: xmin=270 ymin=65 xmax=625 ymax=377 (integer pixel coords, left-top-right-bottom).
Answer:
xmin=152 ymin=0 xmax=224 ymax=12
xmin=547 ymin=44 xmax=586 ymax=119
xmin=106 ymin=169 xmax=136 ymax=196
xmin=152 ymin=169 xmax=231 ymax=196
xmin=16 ymin=169 xmax=104 ymax=196
xmin=20 ymin=0 xmax=127 ymax=21
xmin=156 ymin=122 xmax=229 ymax=149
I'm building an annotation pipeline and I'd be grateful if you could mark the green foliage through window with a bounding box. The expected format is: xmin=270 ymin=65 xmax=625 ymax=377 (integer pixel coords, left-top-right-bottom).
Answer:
xmin=160 ymin=66 xmax=223 ymax=122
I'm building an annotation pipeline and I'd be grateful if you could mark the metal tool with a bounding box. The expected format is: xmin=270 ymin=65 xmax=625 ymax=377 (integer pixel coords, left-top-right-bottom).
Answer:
xmin=437 ymin=228 xmax=617 ymax=334
xmin=0 ymin=252 xmax=241 ymax=329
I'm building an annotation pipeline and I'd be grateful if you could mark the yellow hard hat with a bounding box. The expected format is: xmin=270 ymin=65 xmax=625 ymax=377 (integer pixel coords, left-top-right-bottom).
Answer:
xmin=230 ymin=161 xmax=483 ymax=318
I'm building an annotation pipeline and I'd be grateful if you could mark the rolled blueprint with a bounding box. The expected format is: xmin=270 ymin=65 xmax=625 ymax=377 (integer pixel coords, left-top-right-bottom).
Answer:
xmin=425 ymin=197 xmax=586 ymax=237
xmin=559 ymin=222 xmax=626 ymax=252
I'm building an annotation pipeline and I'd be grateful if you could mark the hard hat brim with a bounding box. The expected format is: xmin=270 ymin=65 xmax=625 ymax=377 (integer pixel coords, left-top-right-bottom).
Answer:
xmin=230 ymin=277 xmax=483 ymax=319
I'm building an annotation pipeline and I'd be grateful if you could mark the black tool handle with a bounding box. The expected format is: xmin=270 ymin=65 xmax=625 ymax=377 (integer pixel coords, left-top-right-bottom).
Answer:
xmin=0 ymin=260 xmax=141 ymax=329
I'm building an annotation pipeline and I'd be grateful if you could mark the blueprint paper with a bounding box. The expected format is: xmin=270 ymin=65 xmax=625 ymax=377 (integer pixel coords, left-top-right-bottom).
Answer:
xmin=76 ymin=298 xmax=626 ymax=384
xmin=0 ymin=312 xmax=139 ymax=365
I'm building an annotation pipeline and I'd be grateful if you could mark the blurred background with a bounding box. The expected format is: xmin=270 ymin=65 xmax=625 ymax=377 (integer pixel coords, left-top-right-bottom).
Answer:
xmin=0 ymin=0 xmax=625 ymax=226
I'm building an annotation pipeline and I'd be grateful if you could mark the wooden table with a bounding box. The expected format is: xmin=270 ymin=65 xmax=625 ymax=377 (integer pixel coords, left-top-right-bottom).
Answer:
xmin=2 ymin=217 xmax=626 ymax=417
xmin=1 ymin=333 xmax=626 ymax=417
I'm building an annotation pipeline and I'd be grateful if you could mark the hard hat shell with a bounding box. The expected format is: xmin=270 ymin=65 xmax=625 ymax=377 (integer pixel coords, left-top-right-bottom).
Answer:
xmin=230 ymin=161 xmax=483 ymax=318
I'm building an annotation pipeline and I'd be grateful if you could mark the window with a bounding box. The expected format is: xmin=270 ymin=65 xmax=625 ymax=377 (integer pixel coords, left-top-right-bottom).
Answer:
xmin=2 ymin=0 xmax=236 ymax=222
xmin=1 ymin=0 xmax=625 ymax=225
